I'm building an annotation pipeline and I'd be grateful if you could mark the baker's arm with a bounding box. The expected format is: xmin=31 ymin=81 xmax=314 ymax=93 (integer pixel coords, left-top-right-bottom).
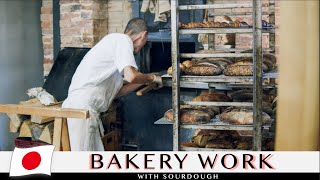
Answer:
xmin=123 ymin=66 xmax=163 ymax=90
xmin=116 ymin=83 xmax=144 ymax=98
xmin=123 ymin=66 xmax=154 ymax=84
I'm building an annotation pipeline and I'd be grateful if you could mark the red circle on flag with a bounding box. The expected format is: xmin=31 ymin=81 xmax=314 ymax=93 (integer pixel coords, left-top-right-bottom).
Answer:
xmin=22 ymin=151 xmax=41 ymax=170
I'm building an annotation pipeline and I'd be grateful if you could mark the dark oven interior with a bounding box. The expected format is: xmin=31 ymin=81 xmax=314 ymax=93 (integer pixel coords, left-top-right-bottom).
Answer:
xmin=119 ymin=0 xmax=207 ymax=151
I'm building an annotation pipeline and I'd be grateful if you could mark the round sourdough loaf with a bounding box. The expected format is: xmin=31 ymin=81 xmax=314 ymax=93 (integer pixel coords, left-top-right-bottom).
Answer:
xmin=192 ymin=92 xmax=231 ymax=102
xmin=205 ymin=140 xmax=234 ymax=149
xmin=167 ymin=63 xmax=186 ymax=75
xmin=184 ymin=63 xmax=222 ymax=76
xmin=164 ymin=108 xmax=211 ymax=123
xmin=219 ymin=107 xmax=272 ymax=125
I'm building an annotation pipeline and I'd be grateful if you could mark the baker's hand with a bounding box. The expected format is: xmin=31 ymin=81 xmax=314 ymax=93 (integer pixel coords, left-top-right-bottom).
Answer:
xmin=152 ymin=74 xmax=163 ymax=90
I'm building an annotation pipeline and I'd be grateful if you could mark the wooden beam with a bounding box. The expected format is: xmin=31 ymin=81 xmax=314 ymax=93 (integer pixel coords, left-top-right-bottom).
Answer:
xmin=0 ymin=104 xmax=89 ymax=119
xmin=53 ymin=117 xmax=63 ymax=151
xmin=61 ymin=118 xmax=71 ymax=151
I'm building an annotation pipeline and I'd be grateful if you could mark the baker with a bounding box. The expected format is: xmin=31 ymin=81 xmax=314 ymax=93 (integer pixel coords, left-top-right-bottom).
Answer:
xmin=62 ymin=18 xmax=163 ymax=151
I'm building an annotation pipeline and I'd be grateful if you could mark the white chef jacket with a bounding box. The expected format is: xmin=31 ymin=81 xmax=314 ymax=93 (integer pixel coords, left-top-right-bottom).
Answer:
xmin=62 ymin=33 xmax=138 ymax=151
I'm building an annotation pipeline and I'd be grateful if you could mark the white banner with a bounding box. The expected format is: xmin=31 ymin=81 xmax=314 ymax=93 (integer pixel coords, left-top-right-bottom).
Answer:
xmin=0 ymin=151 xmax=319 ymax=173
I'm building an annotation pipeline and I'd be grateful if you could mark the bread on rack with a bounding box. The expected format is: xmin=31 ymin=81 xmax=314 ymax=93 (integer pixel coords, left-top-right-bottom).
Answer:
xmin=191 ymin=130 xmax=240 ymax=148
xmin=223 ymin=61 xmax=253 ymax=76
xmin=235 ymin=137 xmax=275 ymax=150
xmin=196 ymin=58 xmax=234 ymax=70
xmin=239 ymin=21 xmax=250 ymax=28
xmin=192 ymin=92 xmax=232 ymax=102
xmin=230 ymin=89 xmax=276 ymax=103
xmin=229 ymin=20 xmax=242 ymax=28
xmin=164 ymin=108 xmax=211 ymax=124
xmin=181 ymin=105 xmax=218 ymax=118
xmin=196 ymin=49 xmax=229 ymax=54
xmin=192 ymin=92 xmax=231 ymax=113
xmin=167 ymin=63 xmax=186 ymax=75
xmin=235 ymin=137 xmax=252 ymax=150
xmin=182 ymin=60 xmax=196 ymax=68
xmin=179 ymin=20 xmax=252 ymax=29
xmin=190 ymin=134 xmax=215 ymax=148
xmin=180 ymin=142 xmax=198 ymax=148
xmin=219 ymin=107 xmax=272 ymax=125
xmin=195 ymin=130 xmax=240 ymax=141
xmin=229 ymin=89 xmax=275 ymax=115
xmin=205 ymin=140 xmax=234 ymax=149
xmin=184 ymin=62 xmax=223 ymax=76
xmin=239 ymin=50 xmax=277 ymax=71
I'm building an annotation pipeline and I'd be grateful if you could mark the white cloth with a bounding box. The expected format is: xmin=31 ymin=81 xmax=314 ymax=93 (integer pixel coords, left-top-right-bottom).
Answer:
xmin=140 ymin=0 xmax=171 ymax=22
xmin=62 ymin=33 xmax=138 ymax=151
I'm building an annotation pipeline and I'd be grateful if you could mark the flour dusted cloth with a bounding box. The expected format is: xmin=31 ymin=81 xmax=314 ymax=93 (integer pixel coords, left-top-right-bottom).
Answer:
xmin=26 ymin=87 xmax=56 ymax=106
xmin=141 ymin=0 xmax=171 ymax=22
xmin=62 ymin=33 xmax=138 ymax=151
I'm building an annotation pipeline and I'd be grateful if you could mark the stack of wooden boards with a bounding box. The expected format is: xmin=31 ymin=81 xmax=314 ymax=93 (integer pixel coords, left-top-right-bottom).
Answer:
xmin=7 ymin=98 xmax=62 ymax=144
xmin=167 ymin=49 xmax=277 ymax=76
xmin=181 ymin=130 xmax=274 ymax=150
xmin=164 ymin=91 xmax=277 ymax=125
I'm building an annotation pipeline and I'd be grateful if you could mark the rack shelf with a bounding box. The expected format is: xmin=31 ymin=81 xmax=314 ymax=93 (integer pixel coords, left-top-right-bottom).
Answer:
xmin=155 ymin=117 xmax=272 ymax=131
xmin=163 ymin=80 xmax=277 ymax=90
xmin=162 ymin=69 xmax=278 ymax=83
xmin=179 ymin=28 xmax=275 ymax=34
xmin=208 ymin=12 xmax=274 ymax=17
xmin=181 ymin=53 xmax=253 ymax=58
xmin=181 ymin=101 xmax=253 ymax=107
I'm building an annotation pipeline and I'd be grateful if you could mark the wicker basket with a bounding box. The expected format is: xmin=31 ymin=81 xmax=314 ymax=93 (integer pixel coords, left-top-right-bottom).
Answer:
xmin=14 ymin=138 xmax=50 ymax=148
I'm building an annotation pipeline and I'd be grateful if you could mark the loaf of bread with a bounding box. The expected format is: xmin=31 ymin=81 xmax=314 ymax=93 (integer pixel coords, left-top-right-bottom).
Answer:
xmin=238 ymin=51 xmax=277 ymax=71
xmin=164 ymin=108 xmax=211 ymax=123
xmin=235 ymin=137 xmax=275 ymax=150
xmin=182 ymin=60 xmax=196 ymax=68
xmin=205 ymin=140 xmax=234 ymax=149
xmin=231 ymin=89 xmax=275 ymax=103
xmin=181 ymin=105 xmax=218 ymax=118
xmin=191 ymin=134 xmax=215 ymax=148
xmin=224 ymin=61 xmax=253 ymax=76
xmin=235 ymin=137 xmax=252 ymax=150
xmin=180 ymin=142 xmax=199 ymax=148
xmin=179 ymin=20 xmax=255 ymax=29
xmin=167 ymin=63 xmax=186 ymax=75
xmin=219 ymin=107 xmax=272 ymax=125
xmin=191 ymin=130 xmax=240 ymax=148
xmin=195 ymin=130 xmax=240 ymax=141
xmin=184 ymin=63 xmax=223 ymax=76
xmin=196 ymin=49 xmax=229 ymax=54
xmin=196 ymin=58 xmax=234 ymax=70
xmin=192 ymin=92 xmax=232 ymax=102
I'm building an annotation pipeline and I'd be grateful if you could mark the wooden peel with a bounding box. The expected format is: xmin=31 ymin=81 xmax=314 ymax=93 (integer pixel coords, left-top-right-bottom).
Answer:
xmin=136 ymin=83 xmax=158 ymax=96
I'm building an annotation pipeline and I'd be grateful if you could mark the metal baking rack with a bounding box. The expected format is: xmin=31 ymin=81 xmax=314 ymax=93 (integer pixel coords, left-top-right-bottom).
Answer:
xmin=154 ymin=0 xmax=277 ymax=151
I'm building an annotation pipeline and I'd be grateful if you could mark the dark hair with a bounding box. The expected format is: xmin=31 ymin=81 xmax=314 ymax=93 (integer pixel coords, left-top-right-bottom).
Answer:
xmin=124 ymin=18 xmax=148 ymax=35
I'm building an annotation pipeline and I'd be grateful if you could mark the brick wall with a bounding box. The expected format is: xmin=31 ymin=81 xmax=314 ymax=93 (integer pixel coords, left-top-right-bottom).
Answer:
xmin=41 ymin=0 xmax=54 ymax=76
xmin=60 ymin=0 xmax=108 ymax=48
xmin=107 ymin=0 xmax=132 ymax=33
xmin=40 ymin=0 xmax=109 ymax=76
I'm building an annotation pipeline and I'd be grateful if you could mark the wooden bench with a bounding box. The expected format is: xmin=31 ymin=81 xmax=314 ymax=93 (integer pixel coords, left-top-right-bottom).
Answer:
xmin=0 ymin=104 xmax=89 ymax=151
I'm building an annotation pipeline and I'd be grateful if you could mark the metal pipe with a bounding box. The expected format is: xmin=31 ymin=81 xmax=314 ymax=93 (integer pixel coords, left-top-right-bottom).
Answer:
xmin=171 ymin=0 xmax=180 ymax=151
xmin=253 ymin=0 xmax=263 ymax=151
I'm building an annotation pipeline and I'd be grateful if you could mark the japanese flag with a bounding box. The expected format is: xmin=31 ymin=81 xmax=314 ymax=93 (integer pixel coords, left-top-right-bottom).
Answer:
xmin=9 ymin=145 xmax=55 ymax=177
